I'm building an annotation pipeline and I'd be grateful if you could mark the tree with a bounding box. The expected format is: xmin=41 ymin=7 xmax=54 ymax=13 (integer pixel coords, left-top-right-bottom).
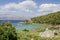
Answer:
xmin=31 ymin=11 xmax=60 ymax=25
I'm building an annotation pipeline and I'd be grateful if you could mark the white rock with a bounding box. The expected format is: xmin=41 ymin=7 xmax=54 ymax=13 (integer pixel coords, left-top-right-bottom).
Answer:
xmin=39 ymin=28 xmax=55 ymax=37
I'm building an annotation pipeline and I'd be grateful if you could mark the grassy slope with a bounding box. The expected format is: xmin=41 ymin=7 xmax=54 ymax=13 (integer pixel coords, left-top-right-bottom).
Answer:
xmin=17 ymin=30 xmax=60 ymax=40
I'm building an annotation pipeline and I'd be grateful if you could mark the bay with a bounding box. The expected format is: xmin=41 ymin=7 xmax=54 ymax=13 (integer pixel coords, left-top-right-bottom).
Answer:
xmin=13 ymin=23 xmax=47 ymax=30
xmin=0 ymin=20 xmax=47 ymax=30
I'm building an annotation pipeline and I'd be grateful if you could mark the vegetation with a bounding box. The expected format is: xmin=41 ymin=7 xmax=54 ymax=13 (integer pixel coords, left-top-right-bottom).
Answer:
xmin=22 ymin=29 xmax=29 ymax=32
xmin=17 ymin=30 xmax=60 ymax=40
xmin=31 ymin=11 xmax=60 ymax=25
xmin=21 ymin=20 xmax=32 ymax=24
xmin=0 ymin=22 xmax=60 ymax=40
xmin=16 ymin=11 xmax=60 ymax=40
xmin=21 ymin=20 xmax=29 ymax=23
xmin=0 ymin=22 xmax=17 ymax=40
xmin=0 ymin=11 xmax=60 ymax=40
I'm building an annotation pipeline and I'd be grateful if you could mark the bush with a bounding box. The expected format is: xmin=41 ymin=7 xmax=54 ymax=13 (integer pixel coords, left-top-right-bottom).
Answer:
xmin=0 ymin=22 xmax=17 ymax=40
xmin=22 ymin=29 xmax=29 ymax=32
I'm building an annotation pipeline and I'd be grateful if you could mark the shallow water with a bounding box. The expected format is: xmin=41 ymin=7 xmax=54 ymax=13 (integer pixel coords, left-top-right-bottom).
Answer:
xmin=13 ymin=23 xmax=47 ymax=30
xmin=0 ymin=20 xmax=48 ymax=30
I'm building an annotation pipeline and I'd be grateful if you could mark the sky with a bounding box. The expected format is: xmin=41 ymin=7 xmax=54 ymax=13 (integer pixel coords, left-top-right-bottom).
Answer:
xmin=0 ymin=0 xmax=60 ymax=20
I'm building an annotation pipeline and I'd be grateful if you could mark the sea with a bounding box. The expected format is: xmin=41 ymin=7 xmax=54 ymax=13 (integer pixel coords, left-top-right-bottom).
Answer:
xmin=0 ymin=20 xmax=47 ymax=30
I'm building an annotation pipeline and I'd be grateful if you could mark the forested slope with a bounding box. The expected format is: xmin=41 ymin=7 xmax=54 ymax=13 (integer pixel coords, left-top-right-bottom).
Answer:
xmin=31 ymin=11 xmax=60 ymax=25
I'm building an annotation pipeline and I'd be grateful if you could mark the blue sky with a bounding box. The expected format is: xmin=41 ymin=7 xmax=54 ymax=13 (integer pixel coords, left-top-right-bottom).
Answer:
xmin=0 ymin=0 xmax=60 ymax=5
xmin=0 ymin=0 xmax=60 ymax=20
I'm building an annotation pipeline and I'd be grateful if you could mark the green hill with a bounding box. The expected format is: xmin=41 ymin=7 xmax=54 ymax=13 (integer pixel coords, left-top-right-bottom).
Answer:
xmin=31 ymin=11 xmax=60 ymax=25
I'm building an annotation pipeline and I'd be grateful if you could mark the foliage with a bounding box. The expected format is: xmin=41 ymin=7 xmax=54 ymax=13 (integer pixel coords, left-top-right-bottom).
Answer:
xmin=17 ymin=30 xmax=60 ymax=40
xmin=31 ymin=11 xmax=60 ymax=25
xmin=21 ymin=20 xmax=30 ymax=24
xmin=22 ymin=29 xmax=29 ymax=32
xmin=0 ymin=22 xmax=17 ymax=40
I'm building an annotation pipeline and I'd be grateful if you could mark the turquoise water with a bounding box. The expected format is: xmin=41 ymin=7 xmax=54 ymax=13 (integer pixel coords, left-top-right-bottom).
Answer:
xmin=13 ymin=23 xmax=47 ymax=30
xmin=0 ymin=20 xmax=48 ymax=30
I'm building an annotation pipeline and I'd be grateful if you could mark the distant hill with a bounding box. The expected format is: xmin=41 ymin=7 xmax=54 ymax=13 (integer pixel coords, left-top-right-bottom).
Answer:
xmin=31 ymin=11 xmax=60 ymax=25
xmin=0 ymin=17 xmax=30 ymax=20
xmin=0 ymin=20 xmax=21 ymax=23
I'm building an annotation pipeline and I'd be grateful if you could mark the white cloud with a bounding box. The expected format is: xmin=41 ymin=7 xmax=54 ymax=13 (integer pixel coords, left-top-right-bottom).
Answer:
xmin=38 ymin=4 xmax=60 ymax=12
xmin=0 ymin=0 xmax=37 ymax=19
xmin=0 ymin=0 xmax=37 ymax=12
xmin=0 ymin=0 xmax=60 ymax=20
xmin=36 ymin=4 xmax=60 ymax=16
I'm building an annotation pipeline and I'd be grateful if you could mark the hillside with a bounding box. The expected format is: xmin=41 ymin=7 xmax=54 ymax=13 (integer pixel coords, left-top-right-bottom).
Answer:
xmin=31 ymin=11 xmax=60 ymax=25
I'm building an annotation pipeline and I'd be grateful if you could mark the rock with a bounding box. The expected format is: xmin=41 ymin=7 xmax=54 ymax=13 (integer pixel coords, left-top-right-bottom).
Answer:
xmin=39 ymin=28 xmax=55 ymax=38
